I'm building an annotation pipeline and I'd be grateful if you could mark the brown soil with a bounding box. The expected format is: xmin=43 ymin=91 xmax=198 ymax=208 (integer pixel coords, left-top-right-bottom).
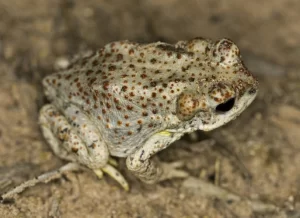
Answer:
xmin=0 ymin=1 xmax=299 ymax=217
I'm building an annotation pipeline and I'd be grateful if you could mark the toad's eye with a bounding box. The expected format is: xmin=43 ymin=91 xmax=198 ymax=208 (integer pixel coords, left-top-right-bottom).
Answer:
xmin=215 ymin=97 xmax=235 ymax=113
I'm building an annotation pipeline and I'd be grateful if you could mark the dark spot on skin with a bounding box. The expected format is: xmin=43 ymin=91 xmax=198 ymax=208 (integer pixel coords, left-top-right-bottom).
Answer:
xmin=72 ymin=147 xmax=78 ymax=153
xmin=121 ymin=86 xmax=128 ymax=92
xmin=129 ymin=49 xmax=134 ymax=55
xmin=60 ymin=128 xmax=68 ymax=133
xmin=248 ymin=88 xmax=257 ymax=95
xmin=156 ymin=44 xmax=186 ymax=54
xmin=92 ymin=60 xmax=99 ymax=66
xmin=108 ymin=65 xmax=116 ymax=71
xmin=88 ymin=143 xmax=96 ymax=149
xmin=205 ymin=46 xmax=210 ymax=54
xmin=137 ymin=125 xmax=142 ymax=132
xmin=150 ymin=81 xmax=156 ymax=87
xmin=150 ymin=58 xmax=157 ymax=64
xmin=139 ymin=150 xmax=145 ymax=160
xmin=116 ymin=54 xmax=123 ymax=61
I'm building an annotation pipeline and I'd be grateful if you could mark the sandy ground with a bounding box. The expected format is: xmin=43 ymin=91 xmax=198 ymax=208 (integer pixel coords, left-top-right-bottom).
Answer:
xmin=0 ymin=0 xmax=300 ymax=217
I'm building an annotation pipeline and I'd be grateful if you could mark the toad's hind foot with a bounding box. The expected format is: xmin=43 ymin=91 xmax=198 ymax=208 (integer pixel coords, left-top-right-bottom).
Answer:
xmin=93 ymin=164 xmax=129 ymax=191
xmin=0 ymin=163 xmax=82 ymax=202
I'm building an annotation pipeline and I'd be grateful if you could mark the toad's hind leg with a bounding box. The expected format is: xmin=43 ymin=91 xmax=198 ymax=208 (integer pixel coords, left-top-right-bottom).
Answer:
xmin=39 ymin=104 xmax=128 ymax=190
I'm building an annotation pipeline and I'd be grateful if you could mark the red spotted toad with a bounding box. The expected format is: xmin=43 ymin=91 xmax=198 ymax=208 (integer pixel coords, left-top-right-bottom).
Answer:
xmin=1 ymin=38 xmax=259 ymax=197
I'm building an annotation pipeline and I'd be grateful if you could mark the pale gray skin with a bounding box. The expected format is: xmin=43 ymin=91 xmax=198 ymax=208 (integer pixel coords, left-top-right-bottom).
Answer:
xmin=39 ymin=38 xmax=259 ymax=188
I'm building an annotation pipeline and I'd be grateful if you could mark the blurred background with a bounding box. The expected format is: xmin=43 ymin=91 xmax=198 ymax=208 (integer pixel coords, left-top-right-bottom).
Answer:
xmin=0 ymin=1 xmax=299 ymax=217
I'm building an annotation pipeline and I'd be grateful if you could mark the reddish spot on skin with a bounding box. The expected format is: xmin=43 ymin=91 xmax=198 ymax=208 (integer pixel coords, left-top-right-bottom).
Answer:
xmin=103 ymin=81 xmax=109 ymax=90
xmin=89 ymin=78 xmax=97 ymax=85
xmin=93 ymin=94 xmax=98 ymax=101
xmin=86 ymin=70 xmax=93 ymax=76
xmin=92 ymin=60 xmax=99 ymax=66
xmin=152 ymin=109 xmax=158 ymax=114
xmin=108 ymin=65 xmax=116 ymax=71
xmin=121 ymin=86 xmax=128 ymax=92
xmin=65 ymin=75 xmax=72 ymax=80
xmin=72 ymin=147 xmax=78 ymax=153
xmin=129 ymin=49 xmax=134 ymax=55
xmin=116 ymin=54 xmax=123 ymax=61
xmin=105 ymin=53 xmax=112 ymax=58
xmin=106 ymin=103 xmax=111 ymax=108
xmin=150 ymin=82 xmax=156 ymax=87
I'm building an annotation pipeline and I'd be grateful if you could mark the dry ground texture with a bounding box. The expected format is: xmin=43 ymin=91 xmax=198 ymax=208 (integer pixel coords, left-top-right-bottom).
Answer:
xmin=0 ymin=0 xmax=300 ymax=217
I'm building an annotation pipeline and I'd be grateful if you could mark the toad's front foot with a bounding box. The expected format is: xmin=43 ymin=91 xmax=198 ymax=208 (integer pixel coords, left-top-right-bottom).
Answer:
xmin=159 ymin=161 xmax=189 ymax=182
xmin=126 ymin=157 xmax=189 ymax=184
xmin=93 ymin=162 xmax=129 ymax=191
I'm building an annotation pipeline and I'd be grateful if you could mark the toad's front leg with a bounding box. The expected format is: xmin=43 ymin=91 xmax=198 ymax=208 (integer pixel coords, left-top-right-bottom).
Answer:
xmin=39 ymin=104 xmax=129 ymax=190
xmin=126 ymin=131 xmax=189 ymax=184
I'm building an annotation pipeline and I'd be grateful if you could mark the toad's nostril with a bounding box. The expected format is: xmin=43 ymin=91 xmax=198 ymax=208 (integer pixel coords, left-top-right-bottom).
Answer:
xmin=216 ymin=98 xmax=235 ymax=113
